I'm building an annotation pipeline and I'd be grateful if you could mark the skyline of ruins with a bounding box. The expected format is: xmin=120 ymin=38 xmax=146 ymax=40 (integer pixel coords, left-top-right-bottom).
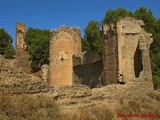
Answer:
xmin=0 ymin=0 xmax=159 ymax=48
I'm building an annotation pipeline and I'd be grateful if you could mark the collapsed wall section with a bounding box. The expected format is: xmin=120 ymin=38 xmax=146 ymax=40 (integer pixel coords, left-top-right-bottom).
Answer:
xmin=49 ymin=26 xmax=82 ymax=87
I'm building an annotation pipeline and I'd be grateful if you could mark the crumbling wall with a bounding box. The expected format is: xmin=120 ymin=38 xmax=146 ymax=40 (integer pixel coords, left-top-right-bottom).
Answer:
xmin=73 ymin=51 xmax=103 ymax=88
xmin=102 ymin=24 xmax=118 ymax=85
xmin=14 ymin=23 xmax=31 ymax=73
xmin=49 ymin=26 xmax=82 ymax=87
xmin=102 ymin=17 xmax=153 ymax=84
xmin=15 ymin=23 xmax=26 ymax=50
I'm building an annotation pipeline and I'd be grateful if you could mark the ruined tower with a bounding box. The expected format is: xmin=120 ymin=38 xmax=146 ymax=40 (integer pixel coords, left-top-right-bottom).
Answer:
xmin=15 ymin=23 xmax=26 ymax=50
xmin=102 ymin=17 xmax=153 ymax=85
xmin=49 ymin=26 xmax=82 ymax=87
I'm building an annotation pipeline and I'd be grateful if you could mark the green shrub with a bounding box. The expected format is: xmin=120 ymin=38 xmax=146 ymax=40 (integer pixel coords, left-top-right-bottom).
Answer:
xmin=153 ymin=75 xmax=160 ymax=89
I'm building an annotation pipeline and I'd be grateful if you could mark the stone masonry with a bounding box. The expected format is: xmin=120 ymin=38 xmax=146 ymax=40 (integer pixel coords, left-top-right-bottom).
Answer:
xmin=15 ymin=23 xmax=26 ymax=50
xmin=102 ymin=17 xmax=153 ymax=85
xmin=41 ymin=64 xmax=49 ymax=81
xmin=49 ymin=26 xmax=82 ymax=87
xmin=14 ymin=23 xmax=30 ymax=73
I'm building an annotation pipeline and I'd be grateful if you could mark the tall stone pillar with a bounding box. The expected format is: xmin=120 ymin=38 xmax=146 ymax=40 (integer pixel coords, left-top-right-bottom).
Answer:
xmin=15 ymin=23 xmax=26 ymax=50
xmin=49 ymin=26 xmax=82 ymax=87
xmin=102 ymin=24 xmax=118 ymax=85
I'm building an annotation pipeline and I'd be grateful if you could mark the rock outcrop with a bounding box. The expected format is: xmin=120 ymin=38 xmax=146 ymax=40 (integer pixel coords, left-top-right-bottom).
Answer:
xmin=0 ymin=57 xmax=51 ymax=94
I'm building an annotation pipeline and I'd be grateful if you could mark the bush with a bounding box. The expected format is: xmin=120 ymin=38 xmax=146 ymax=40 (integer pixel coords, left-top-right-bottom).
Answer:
xmin=153 ymin=75 xmax=160 ymax=89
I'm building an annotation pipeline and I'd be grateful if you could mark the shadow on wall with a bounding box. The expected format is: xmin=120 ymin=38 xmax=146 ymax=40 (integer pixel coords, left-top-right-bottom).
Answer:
xmin=73 ymin=61 xmax=103 ymax=88
xmin=134 ymin=44 xmax=143 ymax=78
xmin=73 ymin=51 xmax=103 ymax=88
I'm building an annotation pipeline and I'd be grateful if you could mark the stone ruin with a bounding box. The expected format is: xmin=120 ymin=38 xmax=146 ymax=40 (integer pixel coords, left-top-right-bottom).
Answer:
xmin=14 ymin=17 xmax=153 ymax=88
xmin=49 ymin=26 xmax=103 ymax=88
xmin=102 ymin=17 xmax=153 ymax=85
xmin=14 ymin=22 xmax=31 ymax=73
xmin=48 ymin=17 xmax=153 ymax=87
xmin=15 ymin=23 xmax=26 ymax=50
xmin=73 ymin=51 xmax=103 ymax=88
xmin=49 ymin=26 xmax=82 ymax=87
xmin=41 ymin=64 xmax=49 ymax=81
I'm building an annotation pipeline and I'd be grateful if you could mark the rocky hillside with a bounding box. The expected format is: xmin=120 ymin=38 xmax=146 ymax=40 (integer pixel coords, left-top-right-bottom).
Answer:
xmin=0 ymin=56 xmax=160 ymax=120
xmin=0 ymin=56 xmax=51 ymax=94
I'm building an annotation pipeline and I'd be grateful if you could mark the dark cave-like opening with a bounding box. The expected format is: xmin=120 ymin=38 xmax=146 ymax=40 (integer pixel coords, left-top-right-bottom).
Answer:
xmin=134 ymin=44 xmax=143 ymax=78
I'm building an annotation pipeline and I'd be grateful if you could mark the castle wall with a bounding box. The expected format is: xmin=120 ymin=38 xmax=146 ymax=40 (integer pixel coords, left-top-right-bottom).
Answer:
xmin=73 ymin=51 xmax=103 ymax=88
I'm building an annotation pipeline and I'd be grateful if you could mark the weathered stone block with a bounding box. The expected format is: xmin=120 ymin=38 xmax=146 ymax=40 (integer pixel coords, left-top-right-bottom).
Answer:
xmin=41 ymin=64 xmax=49 ymax=81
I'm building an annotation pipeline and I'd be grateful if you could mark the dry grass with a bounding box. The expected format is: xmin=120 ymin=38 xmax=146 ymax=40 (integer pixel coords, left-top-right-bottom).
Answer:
xmin=1 ymin=91 xmax=159 ymax=120
xmin=117 ymin=92 xmax=160 ymax=120
xmin=62 ymin=106 xmax=114 ymax=120
xmin=0 ymin=94 xmax=114 ymax=120
xmin=0 ymin=94 xmax=62 ymax=120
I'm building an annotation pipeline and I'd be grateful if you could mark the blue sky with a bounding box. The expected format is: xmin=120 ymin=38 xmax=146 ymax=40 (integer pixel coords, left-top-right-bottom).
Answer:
xmin=0 ymin=0 xmax=160 ymax=47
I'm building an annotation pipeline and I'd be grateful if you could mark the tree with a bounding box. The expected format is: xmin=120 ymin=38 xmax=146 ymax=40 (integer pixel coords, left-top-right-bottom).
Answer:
xmin=4 ymin=42 xmax=15 ymax=59
xmin=0 ymin=28 xmax=14 ymax=58
xmin=102 ymin=8 xmax=133 ymax=25
xmin=102 ymin=9 xmax=115 ymax=25
xmin=134 ymin=6 xmax=156 ymax=34
xmin=83 ymin=20 xmax=102 ymax=54
xmin=24 ymin=28 xmax=50 ymax=71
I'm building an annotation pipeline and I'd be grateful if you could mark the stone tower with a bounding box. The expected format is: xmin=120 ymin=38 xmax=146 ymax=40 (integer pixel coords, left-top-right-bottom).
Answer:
xmin=102 ymin=17 xmax=153 ymax=85
xmin=15 ymin=23 xmax=26 ymax=50
xmin=49 ymin=26 xmax=82 ymax=87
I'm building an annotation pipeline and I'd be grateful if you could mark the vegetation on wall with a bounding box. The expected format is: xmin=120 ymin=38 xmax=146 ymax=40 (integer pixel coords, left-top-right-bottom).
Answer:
xmin=0 ymin=28 xmax=15 ymax=58
xmin=102 ymin=8 xmax=133 ymax=25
